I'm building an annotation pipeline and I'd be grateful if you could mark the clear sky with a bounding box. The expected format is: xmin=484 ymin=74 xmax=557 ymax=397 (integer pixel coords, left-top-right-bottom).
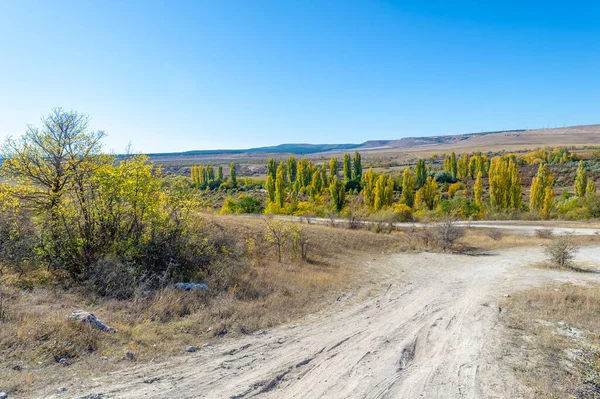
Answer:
xmin=1 ymin=1 xmax=599 ymax=153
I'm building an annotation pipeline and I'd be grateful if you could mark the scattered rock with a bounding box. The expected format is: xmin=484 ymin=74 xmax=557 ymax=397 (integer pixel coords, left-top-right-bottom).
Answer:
xmin=174 ymin=282 xmax=209 ymax=292
xmin=80 ymin=394 xmax=104 ymax=399
xmin=202 ymin=343 xmax=213 ymax=348
xmin=185 ymin=346 xmax=197 ymax=353
xmin=143 ymin=377 xmax=161 ymax=384
xmin=68 ymin=311 xmax=117 ymax=333
xmin=0 ymin=392 xmax=7 ymax=399
xmin=216 ymin=328 xmax=228 ymax=337
xmin=58 ymin=358 xmax=71 ymax=367
xmin=503 ymin=294 xmax=511 ymax=298
xmin=124 ymin=350 xmax=135 ymax=361
xmin=57 ymin=387 xmax=68 ymax=392
xmin=11 ymin=364 xmax=24 ymax=371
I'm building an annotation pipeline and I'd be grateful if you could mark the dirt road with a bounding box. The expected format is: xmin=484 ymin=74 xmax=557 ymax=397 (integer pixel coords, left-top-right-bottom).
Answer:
xmin=41 ymin=246 xmax=600 ymax=399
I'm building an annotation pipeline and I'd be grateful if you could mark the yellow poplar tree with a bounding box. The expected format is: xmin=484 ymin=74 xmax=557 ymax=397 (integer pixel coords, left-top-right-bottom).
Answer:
xmin=474 ymin=171 xmax=483 ymax=209
xmin=362 ymin=168 xmax=376 ymax=208
xmin=575 ymin=160 xmax=587 ymax=197
xmin=401 ymin=167 xmax=415 ymax=208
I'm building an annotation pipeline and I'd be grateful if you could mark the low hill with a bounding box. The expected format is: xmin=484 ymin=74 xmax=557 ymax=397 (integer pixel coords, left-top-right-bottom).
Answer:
xmin=148 ymin=124 xmax=600 ymax=164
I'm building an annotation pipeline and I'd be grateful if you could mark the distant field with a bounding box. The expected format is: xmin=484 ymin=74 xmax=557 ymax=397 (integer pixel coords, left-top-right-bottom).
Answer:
xmin=150 ymin=124 xmax=600 ymax=176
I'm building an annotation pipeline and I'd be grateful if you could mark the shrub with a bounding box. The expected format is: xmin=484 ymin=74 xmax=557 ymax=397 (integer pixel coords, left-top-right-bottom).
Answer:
xmin=487 ymin=229 xmax=504 ymax=241
xmin=393 ymin=203 xmax=413 ymax=222
xmin=369 ymin=210 xmax=396 ymax=234
xmin=83 ymin=258 xmax=142 ymax=299
xmin=447 ymin=182 xmax=465 ymax=198
xmin=436 ymin=219 xmax=465 ymax=251
xmin=544 ymin=235 xmax=579 ymax=268
xmin=236 ymin=195 xmax=263 ymax=214
xmin=220 ymin=197 xmax=237 ymax=214
xmin=430 ymin=171 xmax=456 ymax=184
xmin=289 ymin=225 xmax=310 ymax=261
xmin=535 ymin=227 xmax=554 ymax=239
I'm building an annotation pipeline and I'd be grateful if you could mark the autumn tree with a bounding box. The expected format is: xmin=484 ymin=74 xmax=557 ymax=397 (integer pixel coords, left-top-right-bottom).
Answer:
xmin=415 ymin=176 xmax=438 ymax=210
xmin=275 ymin=165 xmax=285 ymax=208
xmin=529 ymin=164 xmax=550 ymax=212
xmin=1 ymin=108 xmax=108 ymax=273
xmin=352 ymin=151 xmax=362 ymax=181
xmin=287 ymin=156 xmax=297 ymax=183
xmin=541 ymin=186 xmax=554 ymax=219
xmin=575 ymin=160 xmax=587 ymax=197
xmin=320 ymin=162 xmax=329 ymax=187
xmin=362 ymin=168 xmax=376 ymax=208
xmin=586 ymin=180 xmax=596 ymax=195
xmin=309 ymin=170 xmax=323 ymax=201
xmin=374 ymin=174 xmax=394 ymax=210
xmin=279 ymin=161 xmax=288 ymax=184
xmin=343 ymin=153 xmax=352 ymax=182
xmin=457 ymin=153 xmax=469 ymax=178
xmin=329 ymin=176 xmax=346 ymax=211
xmin=488 ymin=156 xmax=522 ymax=211
xmin=401 ymin=167 xmax=415 ymax=208
xmin=229 ymin=162 xmax=237 ymax=186
xmin=415 ymin=159 xmax=427 ymax=188
xmin=266 ymin=174 xmax=276 ymax=204
xmin=329 ymin=157 xmax=338 ymax=181
xmin=474 ymin=172 xmax=483 ymax=209
xmin=451 ymin=152 xmax=457 ymax=179
xmin=267 ymin=158 xmax=277 ymax=181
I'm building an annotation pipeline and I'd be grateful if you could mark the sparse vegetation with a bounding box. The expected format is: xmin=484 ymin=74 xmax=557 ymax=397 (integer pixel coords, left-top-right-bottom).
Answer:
xmin=535 ymin=227 xmax=554 ymax=239
xmin=504 ymin=283 xmax=600 ymax=398
xmin=544 ymin=234 xmax=580 ymax=269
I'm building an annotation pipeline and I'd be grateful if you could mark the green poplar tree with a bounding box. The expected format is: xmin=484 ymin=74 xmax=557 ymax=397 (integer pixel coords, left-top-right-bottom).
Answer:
xmin=275 ymin=165 xmax=285 ymax=208
xmin=541 ymin=186 xmax=554 ymax=219
xmin=267 ymin=158 xmax=277 ymax=181
xmin=575 ymin=160 xmax=587 ymax=197
xmin=266 ymin=175 xmax=275 ymax=204
xmin=343 ymin=153 xmax=352 ymax=182
xmin=287 ymin=156 xmax=297 ymax=183
xmin=229 ymin=162 xmax=237 ymax=186
xmin=415 ymin=159 xmax=427 ymax=188
xmin=352 ymin=151 xmax=362 ymax=181
xmin=362 ymin=168 xmax=376 ymax=208
xmin=321 ymin=162 xmax=329 ymax=187
xmin=401 ymin=167 xmax=415 ymax=208
xmin=474 ymin=171 xmax=483 ymax=209
xmin=530 ymin=164 xmax=549 ymax=212
xmin=329 ymin=157 xmax=338 ymax=181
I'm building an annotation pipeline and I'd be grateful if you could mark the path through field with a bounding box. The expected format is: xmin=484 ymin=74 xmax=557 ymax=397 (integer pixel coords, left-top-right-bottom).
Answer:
xmin=41 ymin=245 xmax=600 ymax=399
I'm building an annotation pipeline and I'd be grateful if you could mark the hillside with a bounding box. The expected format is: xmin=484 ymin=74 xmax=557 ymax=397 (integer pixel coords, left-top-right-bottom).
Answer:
xmin=147 ymin=124 xmax=600 ymax=164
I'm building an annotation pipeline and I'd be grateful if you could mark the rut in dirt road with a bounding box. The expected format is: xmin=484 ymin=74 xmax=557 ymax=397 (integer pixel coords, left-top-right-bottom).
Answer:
xmin=40 ymin=246 xmax=600 ymax=399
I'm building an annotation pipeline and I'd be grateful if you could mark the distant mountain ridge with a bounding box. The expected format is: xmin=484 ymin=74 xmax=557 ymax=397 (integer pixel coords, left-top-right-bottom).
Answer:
xmin=147 ymin=124 xmax=600 ymax=158
xmin=150 ymin=143 xmax=361 ymax=156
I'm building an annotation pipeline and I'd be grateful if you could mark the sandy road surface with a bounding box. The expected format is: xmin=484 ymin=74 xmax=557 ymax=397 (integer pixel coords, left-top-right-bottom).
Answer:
xmin=270 ymin=216 xmax=600 ymax=236
xmin=38 ymin=246 xmax=600 ymax=399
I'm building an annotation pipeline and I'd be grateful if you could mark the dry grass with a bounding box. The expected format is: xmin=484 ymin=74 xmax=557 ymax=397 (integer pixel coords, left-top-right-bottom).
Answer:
xmin=503 ymin=283 xmax=600 ymax=398
xmin=0 ymin=213 xmax=403 ymax=395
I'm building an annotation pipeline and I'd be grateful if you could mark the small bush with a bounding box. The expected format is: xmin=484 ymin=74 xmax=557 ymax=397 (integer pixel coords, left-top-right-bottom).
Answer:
xmin=535 ymin=227 xmax=554 ymax=239
xmin=393 ymin=203 xmax=413 ymax=222
xmin=436 ymin=219 xmax=465 ymax=251
xmin=487 ymin=229 xmax=504 ymax=241
xmin=544 ymin=235 xmax=579 ymax=268
xmin=83 ymin=258 xmax=142 ymax=300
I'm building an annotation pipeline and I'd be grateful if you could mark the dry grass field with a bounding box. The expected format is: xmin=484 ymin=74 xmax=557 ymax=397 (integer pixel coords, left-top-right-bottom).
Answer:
xmin=0 ymin=215 xmax=403 ymax=395
xmin=503 ymin=283 xmax=600 ymax=398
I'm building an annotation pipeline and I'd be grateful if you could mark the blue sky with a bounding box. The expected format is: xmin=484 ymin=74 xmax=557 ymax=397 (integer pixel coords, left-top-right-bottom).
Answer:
xmin=1 ymin=1 xmax=599 ymax=153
